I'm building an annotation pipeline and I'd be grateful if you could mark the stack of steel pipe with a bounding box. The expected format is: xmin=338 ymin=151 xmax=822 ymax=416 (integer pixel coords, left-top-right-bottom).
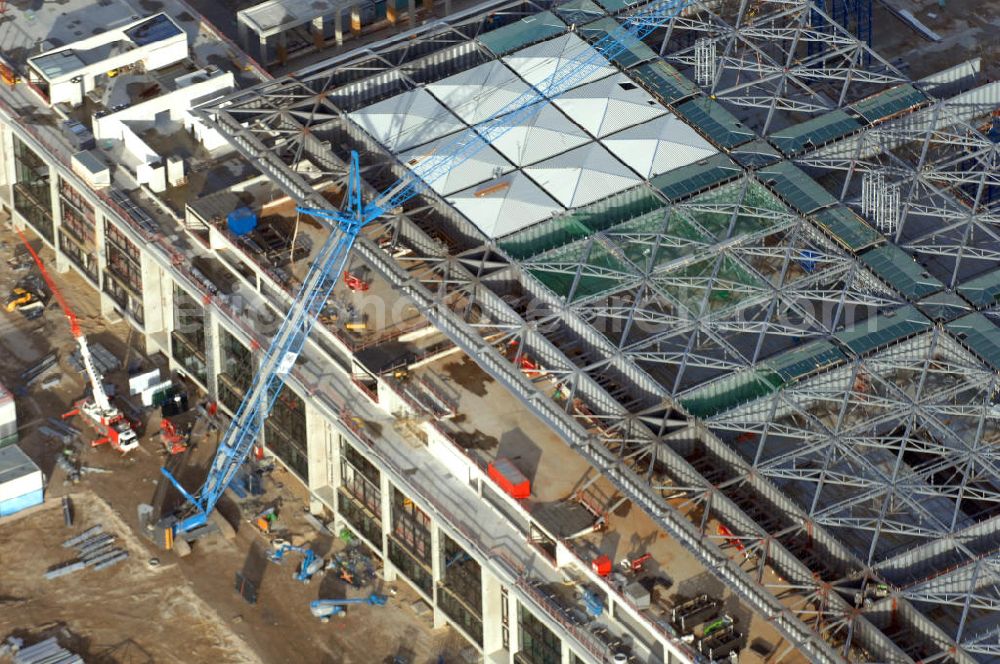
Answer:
xmin=44 ymin=525 xmax=129 ymax=580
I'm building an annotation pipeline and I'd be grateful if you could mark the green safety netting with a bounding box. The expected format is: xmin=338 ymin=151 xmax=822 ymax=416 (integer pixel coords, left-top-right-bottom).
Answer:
xmin=681 ymin=369 xmax=784 ymax=418
xmin=528 ymin=239 xmax=633 ymax=301
xmin=499 ymin=185 xmax=664 ymax=260
xmin=654 ymin=254 xmax=763 ymax=315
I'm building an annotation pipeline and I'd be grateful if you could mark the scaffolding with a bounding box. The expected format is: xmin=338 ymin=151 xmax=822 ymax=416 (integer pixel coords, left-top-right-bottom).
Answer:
xmin=196 ymin=0 xmax=1000 ymax=660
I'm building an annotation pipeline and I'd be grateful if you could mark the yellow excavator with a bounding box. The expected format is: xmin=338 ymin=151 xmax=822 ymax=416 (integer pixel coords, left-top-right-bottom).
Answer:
xmin=6 ymin=287 xmax=35 ymax=312
xmin=5 ymin=287 xmax=42 ymax=315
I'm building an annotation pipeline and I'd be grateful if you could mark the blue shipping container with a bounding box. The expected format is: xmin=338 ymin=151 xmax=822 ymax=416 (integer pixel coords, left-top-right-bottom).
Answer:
xmin=0 ymin=488 xmax=44 ymax=517
xmin=227 ymin=207 xmax=258 ymax=236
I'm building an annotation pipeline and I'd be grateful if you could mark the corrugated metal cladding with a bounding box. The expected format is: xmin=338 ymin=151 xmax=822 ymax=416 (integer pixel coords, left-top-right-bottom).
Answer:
xmin=0 ymin=379 xmax=14 ymax=448
xmin=0 ymin=445 xmax=43 ymax=516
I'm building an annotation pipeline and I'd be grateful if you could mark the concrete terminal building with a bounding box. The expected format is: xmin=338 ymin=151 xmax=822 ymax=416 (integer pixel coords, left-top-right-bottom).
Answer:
xmin=1 ymin=0 xmax=1000 ymax=662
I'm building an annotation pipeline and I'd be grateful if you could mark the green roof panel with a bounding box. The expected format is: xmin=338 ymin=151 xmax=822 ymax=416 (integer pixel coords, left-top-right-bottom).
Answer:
xmin=917 ymin=292 xmax=970 ymax=323
xmin=730 ymin=139 xmax=782 ymax=169
xmin=650 ymin=153 xmax=741 ymax=201
xmin=850 ymin=84 xmax=927 ymax=124
xmin=592 ymin=0 xmax=636 ymax=13
xmin=834 ymin=305 xmax=932 ymax=356
xmin=478 ymin=11 xmax=566 ymax=56
xmin=770 ymin=109 xmax=863 ymax=156
xmin=764 ymin=340 xmax=848 ymax=382
xmin=946 ymin=313 xmax=1000 ymax=372
xmin=578 ymin=18 xmax=656 ymax=68
xmin=757 ymin=161 xmax=837 ymax=214
xmin=957 ymin=267 xmax=1000 ymax=309
xmin=631 ymin=60 xmax=699 ymax=105
xmin=811 ymin=206 xmax=882 ymax=252
xmin=499 ymin=184 xmax=664 ymax=259
xmin=860 ymin=244 xmax=944 ymax=301
xmin=680 ymin=369 xmax=784 ymax=419
xmin=675 ymin=98 xmax=755 ymax=149
xmin=553 ymin=0 xmax=606 ymax=25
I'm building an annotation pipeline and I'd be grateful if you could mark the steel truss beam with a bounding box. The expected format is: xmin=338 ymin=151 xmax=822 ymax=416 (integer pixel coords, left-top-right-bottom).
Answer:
xmin=193 ymin=0 xmax=1000 ymax=660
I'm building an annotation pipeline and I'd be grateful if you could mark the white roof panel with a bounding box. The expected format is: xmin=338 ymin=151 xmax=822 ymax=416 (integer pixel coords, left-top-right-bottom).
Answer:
xmin=489 ymin=104 xmax=592 ymax=166
xmin=553 ymin=73 xmax=668 ymax=138
xmin=400 ymin=132 xmax=515 ymax=196
xmin=524 ymin=142 xmax=641 ymax=208
xmin=448 ymin=171 xmax=563 ymax=238
xmin=348 ymin=88 xmax=465 ymax=153
xmin=602 ymin=114 xmax=718 ymax=178
xmin=426 ymin=60 xmax=531 ymax=125
xmin=503 ymin=33 xmax=615 ymax=91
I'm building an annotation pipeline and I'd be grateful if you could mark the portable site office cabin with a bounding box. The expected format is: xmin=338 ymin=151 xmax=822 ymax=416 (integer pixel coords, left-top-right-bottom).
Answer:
xmin=0 ymin=380 xmax=16 ymax=449
xmin=0 ymin=445 xmax=43 ymax=517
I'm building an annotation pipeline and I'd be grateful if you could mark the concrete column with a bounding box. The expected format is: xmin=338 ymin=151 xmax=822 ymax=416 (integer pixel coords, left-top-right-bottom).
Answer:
xmin=430 ymin=521 xmax=448 ymax=629
xmin=334 ymin=11 xmax=343 ymax=45
xmin=508 ymin=596 xmax=522 ymax=657
xmin=482 ymin=570 xmax=508 ymax=660
xmin=312 ymin=15 xmax=325 ymax=47
xmin=203 ymin=308 xmax=220 ymax=402
xmin=238 ymin=20 xmax=250 ymax=54
xmin=304 ymin=400 xmax=328 ymax=514
xmin=93 ymin=212 xmax=106 ymax=290
xmin=140 ymin=254 xmax=169 ymax=355
xmin=351 ymin=5 xmax=362 ymax=34
xmin=43 ymin=168 xmax=70 ymax=273
xmin=276 ymin=31 xmax=288 ymax=65
xmin=379 ymin=470 xmax=393 ymax=553
xmin=258 ymin=34 xmax=269 ymax=64
xmin=408 ymin=0 xmax=416 ymax=27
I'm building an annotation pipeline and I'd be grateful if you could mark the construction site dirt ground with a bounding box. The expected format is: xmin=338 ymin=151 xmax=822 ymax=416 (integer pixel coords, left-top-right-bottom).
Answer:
xmin=0 ymin=226 xmax=470 ymax=663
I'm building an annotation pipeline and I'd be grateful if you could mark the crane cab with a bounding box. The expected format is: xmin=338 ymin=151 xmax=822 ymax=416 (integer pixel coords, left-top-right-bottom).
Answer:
xmin=109 ymin=420 xmax=139 ymax=452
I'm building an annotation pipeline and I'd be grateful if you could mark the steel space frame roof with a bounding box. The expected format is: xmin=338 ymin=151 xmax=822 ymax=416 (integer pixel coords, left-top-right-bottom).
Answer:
xmin=198 ymin=0 xmax=1000 ymax=661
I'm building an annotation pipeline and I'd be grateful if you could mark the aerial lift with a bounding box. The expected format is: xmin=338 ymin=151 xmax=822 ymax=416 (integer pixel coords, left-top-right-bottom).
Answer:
xmin=309 ymin=593 xmax=388 ymax=622
xmin=150 ymin=0 xmax=695 ymax=554
xmin=17 ymin=230 xmax=139 ymax=453
xmin=268 ymin=540 xmax=324 ymax=582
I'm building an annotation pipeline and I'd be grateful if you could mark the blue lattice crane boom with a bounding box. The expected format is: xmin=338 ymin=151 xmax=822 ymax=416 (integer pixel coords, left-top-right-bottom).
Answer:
xmin=156 ymin=0 xmax=695 ymax=551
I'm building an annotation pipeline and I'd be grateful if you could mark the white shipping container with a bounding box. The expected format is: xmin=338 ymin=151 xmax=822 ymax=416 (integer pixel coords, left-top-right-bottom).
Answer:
xmin=129 ymin=368 xmax=162 ymax=395
xmin=141 ymin=380 xmax=173 ymax=406
xmin=0 ymin=445 xmax=43 ymax=504
xmin=0 ymin=380 xmax=15 ymax=442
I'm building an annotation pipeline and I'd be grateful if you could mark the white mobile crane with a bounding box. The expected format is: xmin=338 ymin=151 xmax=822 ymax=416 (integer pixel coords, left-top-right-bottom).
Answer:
xmin=17 ymin=230 xmax=139 ymax=453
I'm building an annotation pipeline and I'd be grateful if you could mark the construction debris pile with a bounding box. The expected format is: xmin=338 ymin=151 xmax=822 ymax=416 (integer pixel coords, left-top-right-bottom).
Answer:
xmin=327 ymin=539 xmax=377 ymax=590
xmin=0 ymin=636 xmax=82 ymax=664
xmin=44 ymin=525 xmax=128 ymax=580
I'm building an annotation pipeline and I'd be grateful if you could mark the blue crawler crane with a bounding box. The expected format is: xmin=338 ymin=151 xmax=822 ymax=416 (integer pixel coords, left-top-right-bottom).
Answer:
xmin=151 ymin=0 xmax=696 ymax=555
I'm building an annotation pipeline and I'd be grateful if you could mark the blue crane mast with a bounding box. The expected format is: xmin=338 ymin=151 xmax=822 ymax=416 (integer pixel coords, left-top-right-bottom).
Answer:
xmin=156 ymin=0 xmax=693 ymax=550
